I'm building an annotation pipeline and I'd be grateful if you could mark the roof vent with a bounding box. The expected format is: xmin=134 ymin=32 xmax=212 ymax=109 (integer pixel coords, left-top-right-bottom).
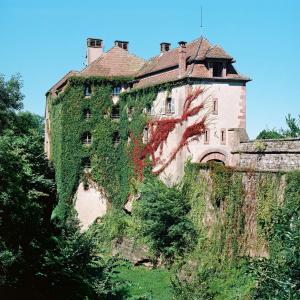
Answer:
xmin=160 ymin=42 xmax=171 ymax=53
xmin=114 ymin=40 xmax=129 ymax=51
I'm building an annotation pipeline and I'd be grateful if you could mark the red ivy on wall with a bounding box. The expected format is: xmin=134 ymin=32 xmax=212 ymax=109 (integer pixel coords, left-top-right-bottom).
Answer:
xmin=131 ymin=87 xmax=206 ymax=180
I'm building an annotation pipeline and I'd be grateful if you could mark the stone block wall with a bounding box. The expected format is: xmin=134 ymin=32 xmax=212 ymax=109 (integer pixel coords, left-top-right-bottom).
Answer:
xmin=231 ymin=138 xmax=300 ymax=171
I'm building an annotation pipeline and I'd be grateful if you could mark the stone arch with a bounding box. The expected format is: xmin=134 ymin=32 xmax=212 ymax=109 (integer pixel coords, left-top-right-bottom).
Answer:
xmin=198 ymin=149 xmax=228 ymax=165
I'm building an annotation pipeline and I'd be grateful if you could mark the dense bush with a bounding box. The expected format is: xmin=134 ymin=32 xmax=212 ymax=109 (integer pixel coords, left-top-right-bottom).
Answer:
xmin=133 ymin=178 xmax=196 ymax=260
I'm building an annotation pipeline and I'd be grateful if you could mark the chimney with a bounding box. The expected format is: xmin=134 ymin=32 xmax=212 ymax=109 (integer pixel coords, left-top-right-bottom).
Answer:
xmin=160 ymin=42 xmax=171 ymax=53
xmin=86 ymin=38 xmax=103 ymax=65
xmin=178 ymin=41 xmax=187 ymax=78
xmin=114 ymin=40 xmax=129 ymax=51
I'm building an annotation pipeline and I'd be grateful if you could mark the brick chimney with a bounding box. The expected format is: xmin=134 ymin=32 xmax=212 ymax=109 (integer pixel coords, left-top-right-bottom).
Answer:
xmin=178 ymin=41 xmax=187 ymax=78
xmin=160 ymin=42 xmax=171 ymax=53
xmin=86 ymin=38 xmax=103 ymax=65
xmin=114 ymin=40 xmax=129 ymax=51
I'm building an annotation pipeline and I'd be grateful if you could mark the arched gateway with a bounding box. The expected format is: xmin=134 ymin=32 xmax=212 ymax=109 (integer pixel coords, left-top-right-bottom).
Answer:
xmin=198 ymin=149 xmax=227 ymax=165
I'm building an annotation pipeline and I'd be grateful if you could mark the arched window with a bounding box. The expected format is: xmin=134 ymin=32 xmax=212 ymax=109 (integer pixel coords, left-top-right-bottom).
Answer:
xmin=81 ymin=132 xmax=92 ymax=145
xmin=83 ymin=108 xmax=92 ymax=120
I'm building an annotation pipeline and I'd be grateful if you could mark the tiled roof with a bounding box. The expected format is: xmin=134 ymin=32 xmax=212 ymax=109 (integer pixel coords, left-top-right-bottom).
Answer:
xmin=137 ymin=37 xmax=230 ymax=78
xmin=47 ymin=70 xmax=78 ymax=95
xmin=134 ymin=37 xmax=250 ymax=89
xmin=48 ymin=37 xmax=250 ymax=94
xmin=80 ymin=46 xmax=145 ymax=77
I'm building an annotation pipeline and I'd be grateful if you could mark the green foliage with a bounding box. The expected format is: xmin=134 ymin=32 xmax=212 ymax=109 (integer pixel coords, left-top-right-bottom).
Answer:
xmin=0 ymin=76 xmax=124 ymax=299
xmin=253 ymin=171 xmax=300 ymax=299
xmin=113 ymin=262 xmax=173 ymax=300
xmin=0 ymin=74 xmax=24 ymax=132
xmin=257 ymin=113 xmax=300 ymax=139
xmin=133 ymin=178 xmax=196 ymax=260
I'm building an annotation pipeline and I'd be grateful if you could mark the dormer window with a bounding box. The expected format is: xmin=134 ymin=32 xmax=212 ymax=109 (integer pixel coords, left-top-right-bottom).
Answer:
xmin=112 ymin=86 xmax=121 ymax=96
xmin=84 ymin=84 xmax=92 ymax=97
xmin=212 ymin=62 xmax=223 ymax=77
xmin=166 ymin=97 xmax=175 ymax=114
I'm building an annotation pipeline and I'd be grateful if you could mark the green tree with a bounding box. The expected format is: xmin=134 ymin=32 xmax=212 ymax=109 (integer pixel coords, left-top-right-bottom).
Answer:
xmin=0 ymin=75 xmax=122 ymax=299
xmin=257 ymin=113 xmax=300 ymax=139
xmin=134 ymin=178 xmax=196 ymax=260
xmin=0 ymin=74 xmax=24 ymax=133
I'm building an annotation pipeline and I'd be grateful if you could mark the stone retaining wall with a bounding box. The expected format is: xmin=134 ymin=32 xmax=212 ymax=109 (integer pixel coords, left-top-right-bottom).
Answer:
xmin=231 ymin=138 xmax=300 ymax=171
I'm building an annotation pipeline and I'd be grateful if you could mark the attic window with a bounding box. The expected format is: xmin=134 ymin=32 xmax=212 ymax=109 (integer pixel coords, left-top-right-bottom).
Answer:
xmin=212 ymin=62 xmax=223 ymax=77
xmin=166 ymin=97 xmax=175 ymax=114
xmin=112 ymin=86 xmax=121 ymax=96
xmin=84 ymin=84 xmax=92 ymax=97
xmin=82 ymin=132 xmax=92 ymax=145
xmin=111 ymin=105 xmax=120 ymax=119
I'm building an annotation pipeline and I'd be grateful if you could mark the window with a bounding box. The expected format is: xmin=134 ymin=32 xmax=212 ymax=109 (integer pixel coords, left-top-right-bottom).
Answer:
xmin=82 ymin=157 xmax=91 ymax=168
xmin=213 ymin=99 xmax=218 ymax=114
xmin=220 ymin=129 xmax=226 ymax=144
xmin=82 ymin=132 xmax=92 ymax=145
xmin=204 ymin=129 xmax=210 ymax=144
xmin=83 ymin=108 xmax=92 ymax=120
xmin=143 ymin=127 xmax=149 ymax=144
xmin=112 ymin=86 xmax=122 ymax=96
xmin=166 ymin=97 xmax=175 ymax=114
xmin=111 ymin=105 xmax=120 ymax=119
xmin=84 ymin=84 xmax=92 ymax=97
xmin=112 ymin=131 xmax=120 ymax=146
xmin=212 ymin=62 xmax=223 ymax=77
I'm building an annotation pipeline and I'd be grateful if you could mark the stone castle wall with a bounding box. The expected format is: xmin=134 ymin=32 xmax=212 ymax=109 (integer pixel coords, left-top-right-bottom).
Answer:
xmin=231 ymin=137 xmax=300 ymax=171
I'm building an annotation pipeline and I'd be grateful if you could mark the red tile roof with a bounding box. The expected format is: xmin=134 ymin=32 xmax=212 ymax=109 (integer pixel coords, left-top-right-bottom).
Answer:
xmin=48 ymin=37 xmax=250 ymax=94
xmin=80 ymin=46 xmax=145 ymax=77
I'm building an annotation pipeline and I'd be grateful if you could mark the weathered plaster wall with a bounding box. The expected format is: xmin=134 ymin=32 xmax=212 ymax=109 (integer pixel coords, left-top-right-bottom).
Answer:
xmin=232 ymin=138 xmax=300 ymax=171
xmin=74 ymin=180 xmax=108 ymax=231
xmin=150 ymin=81 xmax=246 ymax=182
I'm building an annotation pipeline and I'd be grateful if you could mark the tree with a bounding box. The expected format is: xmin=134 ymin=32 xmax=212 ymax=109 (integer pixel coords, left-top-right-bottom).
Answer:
xmin=0 ymin=75 xmax=122 ymax=299
xmin=0 ymin=74 xmax=23 ymax=133
xmin=134 ymin=178 xmax=196 ymax=260
xmin=257 ymin=113 xmax=300 ymax=139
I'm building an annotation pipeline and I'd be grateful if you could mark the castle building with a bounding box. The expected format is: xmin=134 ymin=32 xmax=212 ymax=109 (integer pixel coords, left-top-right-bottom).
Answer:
xmin=46 ymin=37 xmax=250 ymax=180
xmin=45 ymin=37 xmax=252 ymax=228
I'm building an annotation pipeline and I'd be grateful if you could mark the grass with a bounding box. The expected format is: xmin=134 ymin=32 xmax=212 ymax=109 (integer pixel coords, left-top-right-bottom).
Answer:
xmin=114 ymin=263 xmax=173 ymax=300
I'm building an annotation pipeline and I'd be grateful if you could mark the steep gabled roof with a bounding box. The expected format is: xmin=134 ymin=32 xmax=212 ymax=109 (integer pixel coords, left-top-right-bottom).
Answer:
xmin=136 ymin=37 xmax=232 ymax=78
xmin=80 ymin=46 xmax=145 ymax=77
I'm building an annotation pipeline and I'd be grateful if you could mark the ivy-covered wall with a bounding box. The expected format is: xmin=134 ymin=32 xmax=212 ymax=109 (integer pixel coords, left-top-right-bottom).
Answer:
xmin=48 ymin=76 xmax=162 ymax=219
xmin=175 ymin=163 xmax=299 ymax=299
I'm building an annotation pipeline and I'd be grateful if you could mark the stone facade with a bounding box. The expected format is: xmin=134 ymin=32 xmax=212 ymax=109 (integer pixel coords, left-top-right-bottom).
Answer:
xmin=231 ymin=138 xmax=300 ymax=171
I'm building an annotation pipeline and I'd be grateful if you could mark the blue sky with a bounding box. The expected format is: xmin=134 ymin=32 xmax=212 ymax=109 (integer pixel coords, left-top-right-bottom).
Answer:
xmin=1 ymin=0 xmax=299 ymax=138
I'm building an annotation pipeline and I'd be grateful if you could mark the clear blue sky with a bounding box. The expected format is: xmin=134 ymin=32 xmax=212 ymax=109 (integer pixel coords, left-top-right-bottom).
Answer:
xmin=1 ymin=0 xmax=299 ymax=138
